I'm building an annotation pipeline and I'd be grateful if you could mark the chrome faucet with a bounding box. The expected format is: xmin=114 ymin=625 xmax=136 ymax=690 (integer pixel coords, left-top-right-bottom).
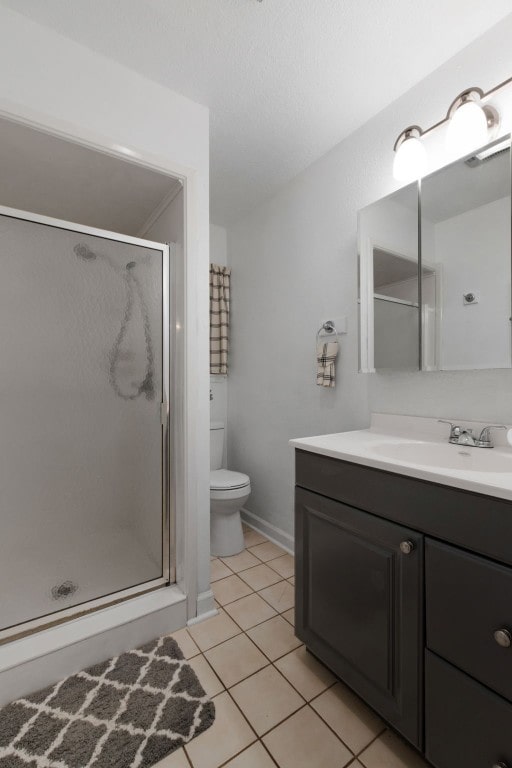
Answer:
xmin=438 ymin=420 xmax=506 ymax=449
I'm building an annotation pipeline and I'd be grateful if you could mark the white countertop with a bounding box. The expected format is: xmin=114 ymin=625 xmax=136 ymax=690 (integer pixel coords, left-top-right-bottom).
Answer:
xmin=290 ymin=413 xmax=512 ymax=502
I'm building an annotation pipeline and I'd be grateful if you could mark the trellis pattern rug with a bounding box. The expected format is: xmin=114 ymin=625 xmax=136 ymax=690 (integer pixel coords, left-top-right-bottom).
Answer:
xmin=0 ymin=636 xmax=215 ymax=768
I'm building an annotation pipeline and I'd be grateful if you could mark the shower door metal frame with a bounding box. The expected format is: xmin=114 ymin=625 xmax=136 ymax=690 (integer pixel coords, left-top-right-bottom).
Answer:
xmin=0 ymin=204 xmax=173 ymax=643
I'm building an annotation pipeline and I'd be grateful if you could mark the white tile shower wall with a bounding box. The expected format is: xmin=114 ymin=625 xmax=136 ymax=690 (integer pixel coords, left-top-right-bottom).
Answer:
xmin=210 ymin=224 xmax=229 ymax=466
xmin=0 ymin=6 xmax=211 ymax=617
xmin=227 ymin=14 xmax=512 ymax=538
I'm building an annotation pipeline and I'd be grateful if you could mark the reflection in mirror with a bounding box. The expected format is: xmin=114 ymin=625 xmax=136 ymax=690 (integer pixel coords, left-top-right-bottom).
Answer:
xmin=358 ymin=184 xmax=419 ymax=371
xmin=420 ymin=136 xmax=511 ymax=370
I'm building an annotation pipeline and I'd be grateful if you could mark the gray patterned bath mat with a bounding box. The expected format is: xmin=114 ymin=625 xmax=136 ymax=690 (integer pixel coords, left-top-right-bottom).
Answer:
xmin=0 ymin=635 xmax=215 ymax=768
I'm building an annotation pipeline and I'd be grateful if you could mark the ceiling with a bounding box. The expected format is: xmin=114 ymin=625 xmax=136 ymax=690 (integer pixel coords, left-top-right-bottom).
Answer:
xmin=0 ymin=117 xmax=181 ymax=237
xmin=2 ymin=1 xmax=512 ymax=225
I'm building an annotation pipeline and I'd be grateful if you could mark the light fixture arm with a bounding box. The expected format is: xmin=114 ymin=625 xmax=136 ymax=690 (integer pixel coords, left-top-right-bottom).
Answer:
xmin=393 ymin=125 xmax=424 ymax=153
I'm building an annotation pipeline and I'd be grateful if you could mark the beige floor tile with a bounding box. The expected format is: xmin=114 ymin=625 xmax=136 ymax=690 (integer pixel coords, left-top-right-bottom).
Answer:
xmin=247 ymin=615 xmax=302 ymax=661
xmin=359 ymin=730 xmax=429 ymax=768
xmin=275 ymin=646 xmax=335 ymax=701
xmin=170 ymin=628 xmax=200 ymax=659
xmin=230 ymin=666 xmax=304 ymax=736
xmin=204 ymin=633 xmax=269 ymax=688
xmin=220 ymin=550 xmax=261 ymax=573
xmin=211 ymin=558 xmax=232 ymax=582
xmin=185 ymin=691 xmax=256 ymax=768
xmin=249 ymin=541 xmax=287 ymax=563
xmin=267 ymin=554 xmax=294 ymax=579
xmin=156 ymin=747 xmax=190 ymax=767
xmin=186 ymin=654 xmax=224 ymax=698
xmin=239 ymin=563 xmax=283 ymax=591
xmin=311 ymin=682 xmax=384 ymax=753
xmin=243 ymin=529 xmax=268 ymax=548
xmin=224 ymin=593 xmax=277 ymax=631
xmin=263 ymin=706 xmax=352 ymax=768
xmin=188 ymin=609 xmax=241 ymax=652
xmin=224 ymin=741 xmax=276 ymax=768
xmin=259 ymin=581 xmax=295 ymax=613
xmin=282 ymin=608 xmax=294 ymax=626
xmin=212 ymin=574 xmax=253 ymax=605
xmin=287 ymin=576 xmax=295 ymax=586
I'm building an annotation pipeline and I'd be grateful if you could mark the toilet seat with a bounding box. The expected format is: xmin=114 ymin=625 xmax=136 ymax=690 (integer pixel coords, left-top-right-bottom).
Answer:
xmin=210 ymin=469 xmax=250 ymax=491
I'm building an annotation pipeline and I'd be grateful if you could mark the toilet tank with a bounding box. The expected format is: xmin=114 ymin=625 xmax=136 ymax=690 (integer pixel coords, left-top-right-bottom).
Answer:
xmin=210 ymin=422 xmax=225 ymax=470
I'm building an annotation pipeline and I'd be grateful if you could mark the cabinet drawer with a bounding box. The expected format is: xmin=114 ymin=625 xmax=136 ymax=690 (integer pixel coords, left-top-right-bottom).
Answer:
xmin=426 ymin=651 xmax=512 ymax=768
xmin=426 ymin=539 xmax=512 ymax=702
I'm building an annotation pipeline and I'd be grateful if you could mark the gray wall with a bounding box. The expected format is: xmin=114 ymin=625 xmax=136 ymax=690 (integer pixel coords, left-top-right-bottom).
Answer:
xmin=227 ymin=15 xmax=512 ymax=538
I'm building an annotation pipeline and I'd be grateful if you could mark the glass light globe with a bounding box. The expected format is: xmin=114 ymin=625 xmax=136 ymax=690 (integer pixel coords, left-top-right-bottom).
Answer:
xmin=446 ymin=101 xmax=488 ymax=158
xmin=393 ymin=136 xmax=427 ymax=182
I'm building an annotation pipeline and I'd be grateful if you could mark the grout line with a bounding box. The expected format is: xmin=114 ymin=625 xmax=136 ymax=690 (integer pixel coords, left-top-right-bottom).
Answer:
xmin=354 ymin=726 xmax=387 ymax=758
xmin=182 ymin=744 xmax=194 ymax=767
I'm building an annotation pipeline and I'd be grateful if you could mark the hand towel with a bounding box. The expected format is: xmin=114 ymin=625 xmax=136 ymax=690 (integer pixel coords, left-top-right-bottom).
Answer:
xmin=316 ymin=341 xmax=339 ymax=388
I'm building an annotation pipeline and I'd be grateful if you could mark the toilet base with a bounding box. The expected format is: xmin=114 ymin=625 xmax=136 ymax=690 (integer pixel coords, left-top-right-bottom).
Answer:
xmin=210 ymin=508 xmax=245 ymax=557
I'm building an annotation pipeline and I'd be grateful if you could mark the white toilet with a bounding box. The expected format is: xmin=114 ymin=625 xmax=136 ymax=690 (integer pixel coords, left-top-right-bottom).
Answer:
xmin=210 ymin=422 xmax=251 ymax=557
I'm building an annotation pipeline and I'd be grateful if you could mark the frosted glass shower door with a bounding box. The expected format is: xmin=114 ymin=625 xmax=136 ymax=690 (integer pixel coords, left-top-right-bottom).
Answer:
xmin=0 ymin=211 xmax=169 ymax=633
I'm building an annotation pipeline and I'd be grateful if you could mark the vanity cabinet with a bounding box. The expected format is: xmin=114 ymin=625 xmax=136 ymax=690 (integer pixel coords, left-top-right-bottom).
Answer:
xmin=295 ymin=487 xmax=423 ymax=746
xmin=294 ymin=448 xmax=512 ymax=767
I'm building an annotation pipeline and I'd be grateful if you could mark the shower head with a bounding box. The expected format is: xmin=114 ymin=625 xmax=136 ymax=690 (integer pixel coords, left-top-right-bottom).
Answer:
xmin=74 ymin=243 xmax=97 ymax=261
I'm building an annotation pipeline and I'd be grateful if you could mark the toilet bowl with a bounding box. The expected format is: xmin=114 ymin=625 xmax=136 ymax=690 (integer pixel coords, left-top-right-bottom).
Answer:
xmin=210 ymin=423 xmax=251 ymax=557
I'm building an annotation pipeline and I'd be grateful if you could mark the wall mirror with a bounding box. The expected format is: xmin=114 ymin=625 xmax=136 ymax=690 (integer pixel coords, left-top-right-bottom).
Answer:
xmin=358 ymin=183 xmax=420 ymax=371
xmin=358 ymin=135 xmax=512 ymax=372
xmin=421 ymin=136 xmax=511 ymax=370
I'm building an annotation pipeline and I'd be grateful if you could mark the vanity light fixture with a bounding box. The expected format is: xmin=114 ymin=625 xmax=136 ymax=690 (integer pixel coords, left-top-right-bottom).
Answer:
xmin=445 ymin=88 xmax=499 ymax=158
xmin=392 ymin=79 xmax=506 ymax=181
xmin=392 ymin=126 xmax=428 ymax=182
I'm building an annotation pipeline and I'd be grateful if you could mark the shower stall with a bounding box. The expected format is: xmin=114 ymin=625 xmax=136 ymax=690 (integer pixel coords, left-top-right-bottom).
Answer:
xmin=0 ymin=206 xmax=171 ymax=641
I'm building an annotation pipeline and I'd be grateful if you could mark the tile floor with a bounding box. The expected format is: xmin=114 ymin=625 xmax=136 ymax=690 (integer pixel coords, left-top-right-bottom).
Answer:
xmin=158 ymin=525 xmax=430 ymax=768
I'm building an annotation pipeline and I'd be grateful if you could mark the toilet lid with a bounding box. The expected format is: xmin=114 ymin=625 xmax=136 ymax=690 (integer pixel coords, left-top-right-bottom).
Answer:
xmin=210 ymin=469 xmax=250 ymax=490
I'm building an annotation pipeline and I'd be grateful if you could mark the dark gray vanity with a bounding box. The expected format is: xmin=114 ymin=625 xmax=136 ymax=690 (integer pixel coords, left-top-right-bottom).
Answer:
xmin=294 ymin=447 xmax=512 ymax=768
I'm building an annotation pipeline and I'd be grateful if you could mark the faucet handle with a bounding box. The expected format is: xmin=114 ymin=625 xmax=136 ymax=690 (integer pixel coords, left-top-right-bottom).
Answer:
xmin=478 ymin=425 xmax=506 ymax=445
xmin=438 ymin=420 xmax=462 ymax=439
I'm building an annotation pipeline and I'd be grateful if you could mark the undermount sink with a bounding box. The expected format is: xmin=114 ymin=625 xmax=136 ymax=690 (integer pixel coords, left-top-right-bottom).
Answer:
xmin=372 ymin=441 xmax=512 ymax=473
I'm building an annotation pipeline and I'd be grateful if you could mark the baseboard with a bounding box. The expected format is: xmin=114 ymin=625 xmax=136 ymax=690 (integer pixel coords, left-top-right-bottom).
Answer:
xmin=193 ymin=589 xmax=216 ymax=621
xmin=240 ymin=509 xmax=294 ymax=555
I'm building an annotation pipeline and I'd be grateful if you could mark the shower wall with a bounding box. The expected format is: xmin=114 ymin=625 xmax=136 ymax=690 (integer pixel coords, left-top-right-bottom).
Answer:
xmin=0 ymin=212 xmax=167 ymax=632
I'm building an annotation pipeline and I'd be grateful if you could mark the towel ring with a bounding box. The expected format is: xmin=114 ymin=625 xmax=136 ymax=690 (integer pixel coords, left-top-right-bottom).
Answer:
xmin=316 ymin=320 xmax=338 ymax=341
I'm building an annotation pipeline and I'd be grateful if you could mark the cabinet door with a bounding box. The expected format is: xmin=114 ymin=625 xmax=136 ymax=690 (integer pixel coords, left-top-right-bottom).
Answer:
xmin=295 ymin=487 xmax=423 ymax=747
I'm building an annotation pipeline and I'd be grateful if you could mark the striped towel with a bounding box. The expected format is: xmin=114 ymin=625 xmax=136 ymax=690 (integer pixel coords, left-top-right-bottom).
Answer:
xmin=316 ymin=341 xmax=339 ymax=388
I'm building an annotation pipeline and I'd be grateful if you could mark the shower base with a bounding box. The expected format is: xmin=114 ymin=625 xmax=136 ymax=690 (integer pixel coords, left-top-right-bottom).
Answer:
xmin=1 ymin=525 xmax=163 ymax=634
xmin=0 ymin=584 xmax=186 ymax=707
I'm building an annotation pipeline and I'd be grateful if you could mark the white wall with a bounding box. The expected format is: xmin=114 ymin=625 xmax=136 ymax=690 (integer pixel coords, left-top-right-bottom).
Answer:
xmin=0 ymin=7 xmax=211 ymax=619
xmin=227 ymin=14 xmax=512 ymax=539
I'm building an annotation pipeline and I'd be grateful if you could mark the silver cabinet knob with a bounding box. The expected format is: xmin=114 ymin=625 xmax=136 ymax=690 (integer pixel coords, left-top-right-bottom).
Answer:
xmin=494 ymin=629 xmax=512 ymax=648
xmin=400 ymin=540 xmax=415 ymax=555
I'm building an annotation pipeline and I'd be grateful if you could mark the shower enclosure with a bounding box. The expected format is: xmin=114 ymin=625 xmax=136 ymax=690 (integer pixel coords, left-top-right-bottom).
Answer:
xmin=0 ymin=207 xmax=171 ymax=639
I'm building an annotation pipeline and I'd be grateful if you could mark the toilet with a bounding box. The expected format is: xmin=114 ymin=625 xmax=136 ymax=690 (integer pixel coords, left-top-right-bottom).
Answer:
xmin=210 ymin=422 xmax=251 ymax=557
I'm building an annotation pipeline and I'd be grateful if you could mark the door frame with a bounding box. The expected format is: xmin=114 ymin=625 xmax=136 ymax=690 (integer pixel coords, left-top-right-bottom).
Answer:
xmin=0 ymin=100 xmax=210 ymax=625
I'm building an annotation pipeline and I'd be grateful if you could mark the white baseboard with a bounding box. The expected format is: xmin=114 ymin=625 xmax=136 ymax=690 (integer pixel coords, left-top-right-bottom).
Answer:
xmin=240 ymin=509 xmax=294 ymax=555
xmin=194 ymin=589 xmax=216 ymax=619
